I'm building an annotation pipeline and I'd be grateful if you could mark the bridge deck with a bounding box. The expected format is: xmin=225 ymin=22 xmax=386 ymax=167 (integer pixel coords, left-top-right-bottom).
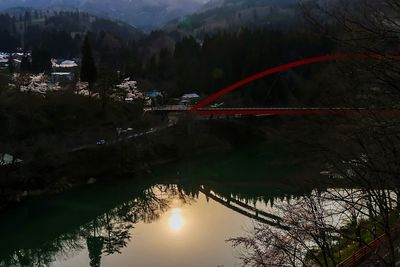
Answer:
xmin=145 ymin=106 xmax=372 ymax=116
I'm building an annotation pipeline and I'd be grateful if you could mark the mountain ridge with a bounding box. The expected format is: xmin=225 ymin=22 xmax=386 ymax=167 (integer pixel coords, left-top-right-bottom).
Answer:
xmin=0 ymin=0 xmax=207 ymax=30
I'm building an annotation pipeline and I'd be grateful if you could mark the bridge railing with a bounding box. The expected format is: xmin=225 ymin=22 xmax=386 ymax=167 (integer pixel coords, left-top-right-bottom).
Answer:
xmin=337 ymin=223 xmax=400 ymax=267
xmin=336 ymin=234 xmax=387 ymax=267
xmin=145 ymin=105 xmax=191 ymax=111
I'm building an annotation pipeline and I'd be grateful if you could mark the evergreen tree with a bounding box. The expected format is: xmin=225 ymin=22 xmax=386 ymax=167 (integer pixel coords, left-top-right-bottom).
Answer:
xmin=0 ymin=30 xmax=19 ymax=53
xmin=20 ymin=55 xmax=31 ymax=73
xmin=24 ymin=11 xmax=31 ymax=25
xmin=31 ymin=47 xmax=51 ymax=74
xmin=80 ymin=34 xmax=97 ymax=96
xmin=7 ymin=55 xmax=15 ymax=74
xmin=87 ymin=236 xmax=104 ymax=267
xmin=86 ymin=219 xmax=104 ymax=267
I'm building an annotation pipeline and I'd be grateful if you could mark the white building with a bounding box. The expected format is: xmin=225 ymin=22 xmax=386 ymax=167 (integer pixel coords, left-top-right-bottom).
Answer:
xmin=180 ymin=93 xmax=200 ymax=105
xmin=0 ymin=52 xmax=9 ymax=69
xmin=52 ymin=59 xmax=79 ymax=69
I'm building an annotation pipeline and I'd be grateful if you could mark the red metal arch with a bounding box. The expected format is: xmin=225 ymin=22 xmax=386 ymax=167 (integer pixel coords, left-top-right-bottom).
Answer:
xmin=190 ymin=53 xmax=392 ymax=116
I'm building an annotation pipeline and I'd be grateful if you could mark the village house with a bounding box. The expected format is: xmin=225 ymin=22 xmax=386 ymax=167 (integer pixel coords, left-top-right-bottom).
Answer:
xmin=51 ymin=59 xmax=79 ymax=69
xmin=145 ymin=90 xmax=164 ymax=106
xmin=0 ymin=153 xmax=22 ymax=166
xmin=180 ymin=93 xmax=200 ymax=105
xmin=0 ymin=53 xmax=9 ymax=70
xmin=50 ymin=59 xmax=79 ymax=84
xmin=50 ymin=72 xmax=75 ymax=83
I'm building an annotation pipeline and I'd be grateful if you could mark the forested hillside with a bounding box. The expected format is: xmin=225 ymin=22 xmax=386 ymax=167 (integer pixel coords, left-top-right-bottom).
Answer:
xmin=0 ymin=0 xmax=204 ymax=30
xmin=0 ymin=9 xmax=144 ymax=55
xmin=164 ymin=0 xmax=299 ymax=38
xmin=143 ymin=29 xmax=333 ymax=103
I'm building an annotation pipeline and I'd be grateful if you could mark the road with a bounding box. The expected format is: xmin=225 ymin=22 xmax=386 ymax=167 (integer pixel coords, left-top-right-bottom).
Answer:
xmin=70 ymin=121 xmax=177 ymax=153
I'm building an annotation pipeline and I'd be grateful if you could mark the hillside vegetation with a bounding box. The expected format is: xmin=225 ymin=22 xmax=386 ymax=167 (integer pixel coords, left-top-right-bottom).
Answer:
xmin=164 ymin=0 xmax=299 ymax=38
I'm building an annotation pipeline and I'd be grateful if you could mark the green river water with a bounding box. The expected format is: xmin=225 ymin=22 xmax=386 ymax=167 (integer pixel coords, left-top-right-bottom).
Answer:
xmin=0 ymin=144 xmax=320 ymax=267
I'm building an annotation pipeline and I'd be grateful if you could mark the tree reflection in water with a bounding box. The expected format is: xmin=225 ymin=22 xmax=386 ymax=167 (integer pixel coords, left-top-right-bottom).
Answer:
xmin=2 ymin=231 xmax=85 ymax=267
xmin=0 ymin=185 xmax=190 ymax=267
xmin=0 ymin=182 xmax=309 ymax=267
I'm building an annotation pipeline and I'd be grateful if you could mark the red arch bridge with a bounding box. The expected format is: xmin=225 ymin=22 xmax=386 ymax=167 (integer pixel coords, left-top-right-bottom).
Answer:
xmin=145 ymin=53 xmax=400 ymax=116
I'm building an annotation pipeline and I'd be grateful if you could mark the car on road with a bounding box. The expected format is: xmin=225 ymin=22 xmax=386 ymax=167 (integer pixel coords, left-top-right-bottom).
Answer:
xmin=96 ymin=139 xmax=107 ymax=145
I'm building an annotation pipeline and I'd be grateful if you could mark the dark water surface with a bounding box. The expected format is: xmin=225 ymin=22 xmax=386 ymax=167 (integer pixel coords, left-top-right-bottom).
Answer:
xmin=0 ymin=144 xmax=318 ymax=267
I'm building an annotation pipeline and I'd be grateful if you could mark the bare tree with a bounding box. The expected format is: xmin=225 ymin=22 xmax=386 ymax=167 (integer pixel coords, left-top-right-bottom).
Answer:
xmin=229 ymin=193 xmax=339 ymax=267
xmin=230 ymin=1 xmax=400 ymax=266
xmin=298 ymin=0 xmax=400 ymax=265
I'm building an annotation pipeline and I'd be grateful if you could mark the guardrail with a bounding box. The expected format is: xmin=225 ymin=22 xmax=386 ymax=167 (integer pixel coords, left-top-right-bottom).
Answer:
xmin=145 ymin=105 xmax=350 ymax=111
xmin=337 ymin=234 xmax=387 ymax=267
xmin=145 ymin=105 xmax=191 ymax=111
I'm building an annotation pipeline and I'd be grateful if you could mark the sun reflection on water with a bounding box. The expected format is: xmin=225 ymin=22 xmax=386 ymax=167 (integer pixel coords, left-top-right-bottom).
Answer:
xmin=168 ymin=208 xmax=184 ymax=232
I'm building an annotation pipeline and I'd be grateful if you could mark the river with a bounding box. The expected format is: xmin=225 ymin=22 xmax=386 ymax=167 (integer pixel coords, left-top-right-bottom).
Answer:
xmin=0 ymin=144 xmax=321 ymax=267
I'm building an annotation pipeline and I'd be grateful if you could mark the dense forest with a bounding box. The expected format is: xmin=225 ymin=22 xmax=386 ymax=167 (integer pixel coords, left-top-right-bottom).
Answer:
xmin=0 ymin=7 xmax=337 ymax=108
xmin=0 ymin=10 xmax=144 ymax=55
xmin=144 ymin=30 xmax=333 ymax=106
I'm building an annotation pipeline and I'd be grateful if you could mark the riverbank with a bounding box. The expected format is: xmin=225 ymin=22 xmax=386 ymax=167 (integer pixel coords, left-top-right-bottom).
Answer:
xmin=0 ymin=117 xmax=276 ymax=210
xmin=0 ymin=84 xmax=343 ymax=211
